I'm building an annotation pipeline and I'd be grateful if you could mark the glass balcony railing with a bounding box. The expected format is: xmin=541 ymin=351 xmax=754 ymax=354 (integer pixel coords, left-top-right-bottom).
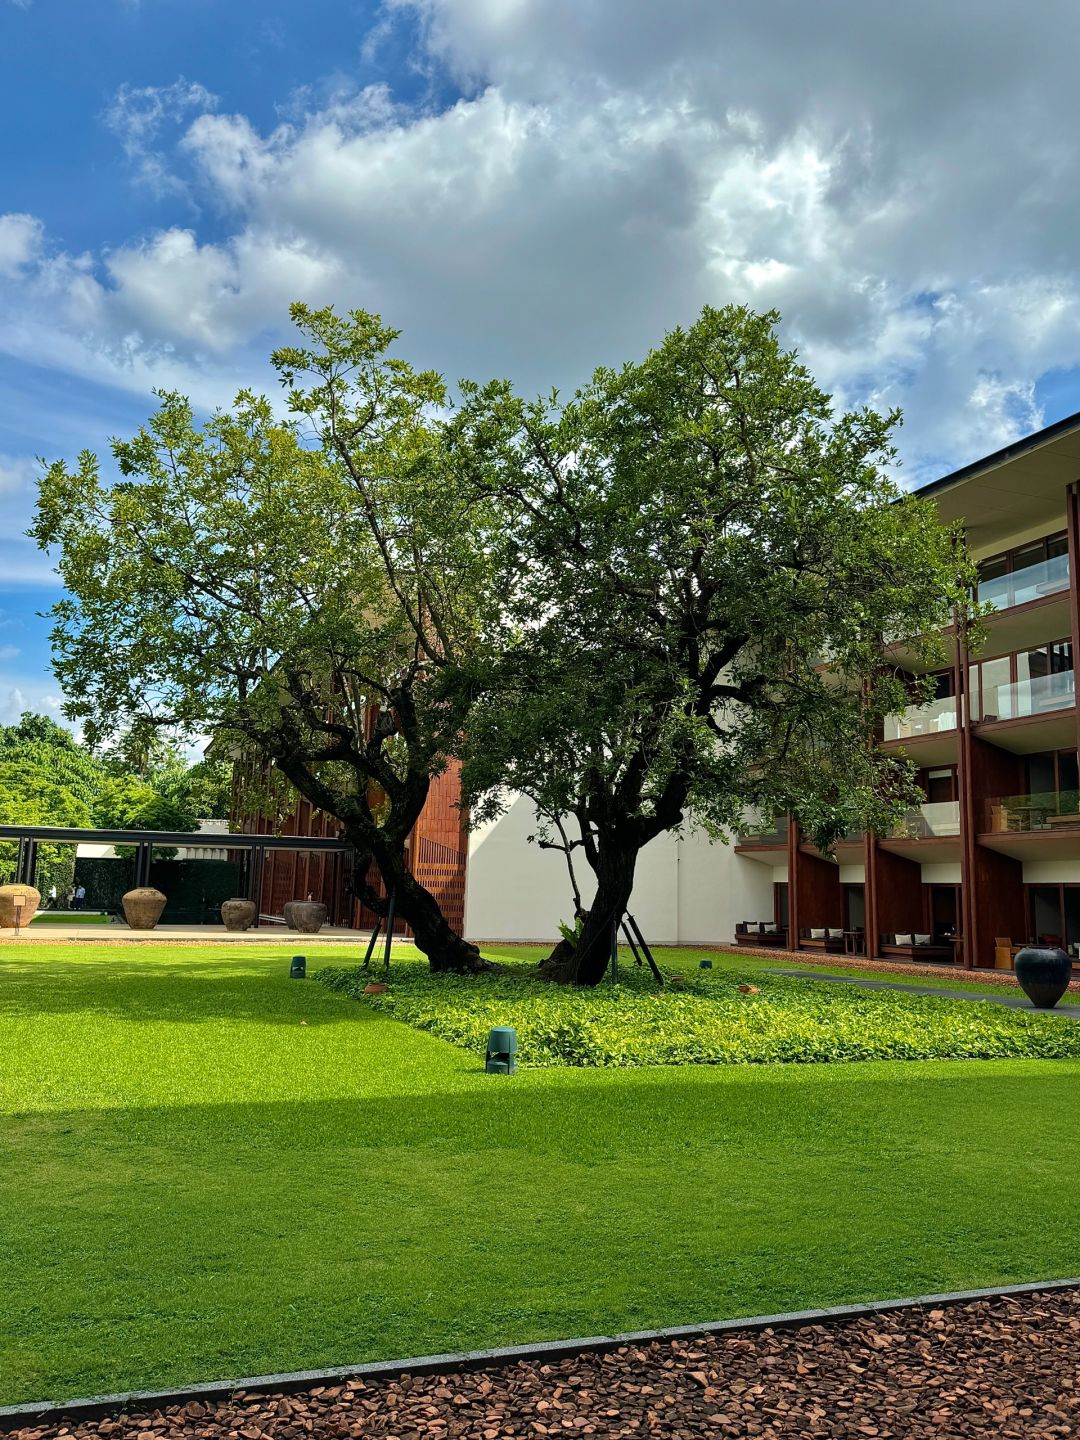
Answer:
xmin=975 ymin=669 xmax=1076 ymax=723
xmin=986 ymin=791 xmax=1080 ymax=834
xmin=736 ymin=813 xmax=790 ymax=846
xmin=977 ymin=552 xmax=1070 ymax=612
xmin=891 ymin=800 xmax=961 ymax=840
xmin=883 ymin=694 xmax=960 ymax=742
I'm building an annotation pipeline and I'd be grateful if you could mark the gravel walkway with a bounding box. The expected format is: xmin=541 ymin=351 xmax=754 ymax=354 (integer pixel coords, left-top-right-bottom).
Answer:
xmin=11 ymin=1289 xmax=1080 ymax=1439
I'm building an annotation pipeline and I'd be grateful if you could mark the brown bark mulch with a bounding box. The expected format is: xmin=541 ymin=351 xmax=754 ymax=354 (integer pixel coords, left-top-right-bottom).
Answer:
xmin=12 ymin=1289 xmax=1080 ymax=1440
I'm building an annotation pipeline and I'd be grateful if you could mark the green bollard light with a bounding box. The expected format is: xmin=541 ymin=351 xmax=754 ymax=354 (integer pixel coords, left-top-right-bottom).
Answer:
xmin=485 ymin=1025 xmax=518 ymax=1074
xmin=290 ymin=955 xmax=307 ymax=979
xmin=699 ymin=958 xmax=713 ymax=969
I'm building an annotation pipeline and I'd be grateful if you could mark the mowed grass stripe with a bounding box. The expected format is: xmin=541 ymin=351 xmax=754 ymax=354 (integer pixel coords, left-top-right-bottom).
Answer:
xmin=2 ymin=943 xmax=1079 ymax=1404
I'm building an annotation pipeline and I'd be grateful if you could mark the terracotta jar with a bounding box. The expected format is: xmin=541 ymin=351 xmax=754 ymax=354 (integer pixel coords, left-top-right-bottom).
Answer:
xmin=122 ymin=887 xmax=167 ymax=930
xmin=0 ymin=883 xmax=41 ymax=929
xmin=284 ymin=900 xmax=327 ymax=934
xmin=220 ymin=898 xmax=257 ymax=932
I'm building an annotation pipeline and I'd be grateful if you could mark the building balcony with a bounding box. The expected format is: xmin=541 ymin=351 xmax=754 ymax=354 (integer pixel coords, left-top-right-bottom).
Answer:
xmin=882 ymin=694 xmax=960 ymax=765
xmin=883 ymin=694 xmax=959 ymax=742
xmin=980 ymin=791 xmax=1080 ymax=861
xmin=977 ymin=552 xmax=1070 ymax=613
xmin=735 ymin=813 xmax=789 ymax=847
xmin=878 ymin=800 xmax=962 ymax=862
xmin=735 ymin=813 xmax=790 ymax=867
xmin=972 ymin=670 xmax=1076 ymax=753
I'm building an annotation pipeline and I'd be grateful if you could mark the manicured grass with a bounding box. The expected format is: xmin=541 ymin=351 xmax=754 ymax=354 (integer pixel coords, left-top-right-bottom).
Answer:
xmin=3 ymin=942 xmax=1080 ymax=1406
xmin=319 ymin=952 xmax=1080 ymax=1066
xmin=29 ymin=912 xmax=111 ymax=925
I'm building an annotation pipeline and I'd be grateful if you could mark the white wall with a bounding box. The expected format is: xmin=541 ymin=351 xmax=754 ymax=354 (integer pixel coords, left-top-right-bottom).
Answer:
xmin=921 ymin=862 xmax=963 ymax=884
xmin=464 ymin=792 xmax=773 ymax=944
xmin=1023 ymin=859 xmax=1080 ymax=884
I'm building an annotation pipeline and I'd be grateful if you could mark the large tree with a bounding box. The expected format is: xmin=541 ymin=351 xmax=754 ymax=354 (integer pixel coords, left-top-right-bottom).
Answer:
xmin=450 ymin=305 xmax=977 ymax=985
xmin=33 ymin=320 xmax=502 ymax=971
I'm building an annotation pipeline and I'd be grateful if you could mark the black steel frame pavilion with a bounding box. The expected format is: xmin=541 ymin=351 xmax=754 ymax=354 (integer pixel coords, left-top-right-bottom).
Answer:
xmin=0 ymin=824 xmax=354 ymax=929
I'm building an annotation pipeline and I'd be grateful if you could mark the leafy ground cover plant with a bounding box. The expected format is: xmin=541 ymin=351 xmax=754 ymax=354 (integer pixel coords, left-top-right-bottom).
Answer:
xmin=316 ymin=955 xmax=1080 ymax=1068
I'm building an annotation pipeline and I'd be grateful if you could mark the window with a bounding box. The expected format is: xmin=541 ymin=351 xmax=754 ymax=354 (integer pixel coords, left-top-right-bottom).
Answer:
xmin=923 ymin=767 xmax=957 ymax=804
xmin=977 ymin=531 xmax=1070 ymax=610
xmin=974 ymin=641 xmax=1074 ymax=721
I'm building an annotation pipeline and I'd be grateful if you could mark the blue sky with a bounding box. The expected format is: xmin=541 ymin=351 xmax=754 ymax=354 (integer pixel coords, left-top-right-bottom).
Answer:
xmin=5 ymin=0 xmax=1080 ymax=727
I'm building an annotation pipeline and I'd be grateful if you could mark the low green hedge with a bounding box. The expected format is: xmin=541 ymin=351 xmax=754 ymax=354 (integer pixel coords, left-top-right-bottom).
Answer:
xmin=315 ymin=958 xmax=1080 ymax=1068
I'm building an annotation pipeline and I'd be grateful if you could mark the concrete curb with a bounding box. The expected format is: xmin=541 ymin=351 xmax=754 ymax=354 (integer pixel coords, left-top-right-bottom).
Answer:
xmin=4 ymin=1276 xmax=1079 ymax=1431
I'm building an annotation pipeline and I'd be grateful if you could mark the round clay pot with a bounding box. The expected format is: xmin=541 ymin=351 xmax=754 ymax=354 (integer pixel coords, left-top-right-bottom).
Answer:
xmin=122 ymin=886 xmax=167 ymax=930
xmin=1014 ymin=945 xmax=1073 ymax=1009
xmin=0 ymin=883 xmax=41 ymax=929
xmin=284 ymin=900 xmax=327 ymax=934
xmin=220 ymin=898 xmax=257 ymax=932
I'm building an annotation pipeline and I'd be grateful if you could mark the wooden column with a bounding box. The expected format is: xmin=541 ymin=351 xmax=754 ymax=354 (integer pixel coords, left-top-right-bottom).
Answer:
xmin=955 ymin=609 xmax=977 ymax=968
xmin=1067 ymin=482 xmax=1080 ymax=757
xmin=786 ymin=816 xmax=799 ymax=950
xmin=864 ymin=831 xmax=879 ymax=958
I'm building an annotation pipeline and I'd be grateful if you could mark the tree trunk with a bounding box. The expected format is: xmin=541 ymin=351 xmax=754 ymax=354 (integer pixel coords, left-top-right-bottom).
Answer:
xmin=356 ymin=830 xmax=489 ymax=974
xmin=552 ymin=845 xmax=638 ymax=987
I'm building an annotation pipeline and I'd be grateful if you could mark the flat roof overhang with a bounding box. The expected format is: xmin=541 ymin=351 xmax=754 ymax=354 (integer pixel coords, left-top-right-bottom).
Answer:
xmin=914 ymin=410 xmax=1080 ymax=555
xmin=977 ymin=829 xmax=1080 ymax=862
xmin=0 ymin=824 xmax=351 ymax=851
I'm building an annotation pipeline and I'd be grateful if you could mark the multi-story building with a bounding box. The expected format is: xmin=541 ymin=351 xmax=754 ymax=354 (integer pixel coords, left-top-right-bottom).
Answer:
xmin=234 ymin=411 xmax=1080 ymax=968
xmin=735 ymin=411 xmax=1080 ymax=970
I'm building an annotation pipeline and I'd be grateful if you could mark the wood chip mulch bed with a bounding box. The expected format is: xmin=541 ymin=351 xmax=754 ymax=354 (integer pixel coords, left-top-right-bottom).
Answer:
xmin=12 ymin=1289 xmax=1080 ymax=1439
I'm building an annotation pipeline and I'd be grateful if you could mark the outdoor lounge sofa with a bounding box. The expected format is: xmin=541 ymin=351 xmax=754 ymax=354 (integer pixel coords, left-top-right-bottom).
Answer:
xmin=798 ymin=926 xmax=846 ymax=952
xmin=878 ymin=932 xmax=954 ymax=963
xmin=734 ymin=921 xmax=788 ymax=947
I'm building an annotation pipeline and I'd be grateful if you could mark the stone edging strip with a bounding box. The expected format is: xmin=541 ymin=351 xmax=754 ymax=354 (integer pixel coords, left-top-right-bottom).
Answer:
xmin=3 ymin=1276 xmax=1079 ymax=1431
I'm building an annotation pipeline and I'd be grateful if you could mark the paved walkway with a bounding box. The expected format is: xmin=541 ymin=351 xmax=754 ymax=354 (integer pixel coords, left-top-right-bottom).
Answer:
xmin=3 ymin=923 xmax=388 ymax=945
xmin=769 ymin=968 xmax=1080 ymax=1018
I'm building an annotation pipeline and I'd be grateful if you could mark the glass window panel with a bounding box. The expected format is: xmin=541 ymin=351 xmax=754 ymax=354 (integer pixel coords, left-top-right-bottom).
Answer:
xmin=774 ymin=883 xmax=789 ymax=928
xmin=1026 ymin=753 xmax=1056 ymax=794
xmin=1050 ymin=640 xmax=1074 ymax=674
xmin=1048 ymin=532 xmax=1069 ymax=559
xmin=930 ymin=886 xmax=958 ymax=940
xmin=925 ymin=768 xmax=955 ymax=803
xmin=1032 ymin=886 xmax=1063 ymax=946
xmin=1013 ymin=540 xmax=1045 ymax=571
xmin=974 ymin=656 xmax=1011 ymax=720
xmin=1059 ymin=751 xmax=1079 ymax=796
xmin=1019 ymin=647 xmax=1050 ymax=682
xmin=1065 ymin=889 xmax=1080 ymax=958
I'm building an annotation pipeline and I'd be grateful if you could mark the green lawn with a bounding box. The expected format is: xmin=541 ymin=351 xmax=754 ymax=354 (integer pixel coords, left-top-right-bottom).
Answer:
xmin=29 ymin=912 xmax=111 ymax=925
xmin=3 ymin=942 xmax=1080 ymax=1406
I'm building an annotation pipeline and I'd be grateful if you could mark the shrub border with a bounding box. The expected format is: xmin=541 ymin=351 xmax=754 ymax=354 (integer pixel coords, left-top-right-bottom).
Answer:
xmin=4 ymin=1276 xmax=1079 ymax=1431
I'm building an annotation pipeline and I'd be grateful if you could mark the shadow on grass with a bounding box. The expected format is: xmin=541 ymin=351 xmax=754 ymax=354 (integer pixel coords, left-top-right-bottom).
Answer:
xmin=0 ymin=956 xmax=371 ymax=1027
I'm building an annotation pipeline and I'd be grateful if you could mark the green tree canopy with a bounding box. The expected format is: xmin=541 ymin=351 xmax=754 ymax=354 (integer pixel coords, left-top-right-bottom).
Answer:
xmin=450 ymin=305 xmax=978 ymax=983
xmin=32 ymin=315 xmax=504 ymax=971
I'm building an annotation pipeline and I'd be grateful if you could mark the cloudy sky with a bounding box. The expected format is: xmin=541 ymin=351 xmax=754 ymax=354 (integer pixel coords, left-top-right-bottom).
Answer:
xmin=3 ymin=0 xmax=1080 ymax=723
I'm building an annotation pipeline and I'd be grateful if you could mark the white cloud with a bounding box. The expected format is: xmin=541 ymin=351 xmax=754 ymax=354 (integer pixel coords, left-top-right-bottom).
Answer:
xmin=5 ymin=4 xmax=1080 ymax=481
xmin=0 ymin=645 xmax=20 ymax=662
xmin=103 ymin=79 xmax=218 ymax=198
xmin=0 ymin=214 xmax=43 ymax=278
xmin=0 ymin=454 xmax=36 ymax=494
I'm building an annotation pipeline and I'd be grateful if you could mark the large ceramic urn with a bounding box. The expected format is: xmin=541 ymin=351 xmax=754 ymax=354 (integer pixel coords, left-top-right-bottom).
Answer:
xmin=220 ymin=898 xmax=257 ymax=932
xmin=283 ymin=900 xmax=327 ymax=934
xmin=1014 ymin=945 xmax=1073 ymax=1009
xmin=0 ymin=883 xmax=41 ymax=929
xmin=122 ymin=886 xmax=167 ymax=930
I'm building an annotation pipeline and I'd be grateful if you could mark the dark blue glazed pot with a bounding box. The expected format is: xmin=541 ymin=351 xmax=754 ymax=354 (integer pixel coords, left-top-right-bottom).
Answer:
xmin=1014 ymin=946 xmax=1072 ymax=1009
